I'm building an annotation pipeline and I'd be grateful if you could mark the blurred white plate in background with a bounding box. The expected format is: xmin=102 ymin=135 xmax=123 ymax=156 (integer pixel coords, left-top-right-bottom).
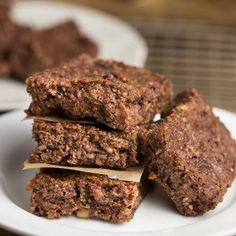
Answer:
xmin=0 ymin=108 xmax=236 ymax=236
xmin=0 ymin=0 xmax=147 ymax=111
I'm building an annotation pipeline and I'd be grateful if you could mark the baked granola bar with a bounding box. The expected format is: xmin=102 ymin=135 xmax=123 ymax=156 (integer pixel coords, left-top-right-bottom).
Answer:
xmin=10 ymin=20 xmax=98 ymax=79
xmin=29 ymin=119 xmax=141 ymax=169
xmin=140 ymin=88 xmax=236 ymax=216
xmin=26 ymin=54 xmax=172 ymax=130
xmin=0 ymin=18 xmax=31 ymax=76
xmin=28 ymin=169 xmax=148 ymax=223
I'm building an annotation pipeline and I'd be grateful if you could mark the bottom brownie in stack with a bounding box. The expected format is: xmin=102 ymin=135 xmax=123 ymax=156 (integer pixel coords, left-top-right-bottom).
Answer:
xmin=28 ymin=169 xmax=148 ymax=223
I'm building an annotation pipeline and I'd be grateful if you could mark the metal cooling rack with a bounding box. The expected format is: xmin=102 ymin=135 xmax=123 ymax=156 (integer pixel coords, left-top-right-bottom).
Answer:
xmin=126 ymin=17 xmax=236 ymax=112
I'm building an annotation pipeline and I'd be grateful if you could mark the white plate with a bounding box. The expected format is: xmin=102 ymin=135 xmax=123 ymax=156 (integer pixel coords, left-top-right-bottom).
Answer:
xmin=0 ymin=0 xmax=147 ymax=111
xmin=0 ymin=108 xmax=236 ymax=236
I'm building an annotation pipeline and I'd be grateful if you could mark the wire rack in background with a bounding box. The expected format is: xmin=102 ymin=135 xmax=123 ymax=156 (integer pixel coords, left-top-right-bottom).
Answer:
xmin=58 ymin=0 xmax=236 ymax=112
xmin=126 ymin=18 xmax=236 ymax=112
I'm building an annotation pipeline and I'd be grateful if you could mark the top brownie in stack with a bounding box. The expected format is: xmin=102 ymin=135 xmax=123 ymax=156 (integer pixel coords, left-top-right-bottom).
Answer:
xmin=26 ymin=54 xmax=172 ymax=130
xmin=140 ymin=88 xmax=236 ymax=216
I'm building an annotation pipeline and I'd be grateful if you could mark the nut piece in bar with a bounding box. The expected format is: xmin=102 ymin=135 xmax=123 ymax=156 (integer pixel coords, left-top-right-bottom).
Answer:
xmin=140 ymin=88 xmax=236 ymax=216
xmin=10 ymin=20 xmax=98 ymax=80
xmin=26 ymin=54 xmax=172 ymax=130
xmin=27 ymin=169 xmax=148 ymax=223
xmin=29 ymin=119 xmax=141 ymax=169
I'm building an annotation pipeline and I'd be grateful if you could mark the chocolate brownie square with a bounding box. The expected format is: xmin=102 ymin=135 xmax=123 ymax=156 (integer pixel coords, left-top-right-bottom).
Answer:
xmin=26 ymin=54 xmax=172 ymax=130
xmin=27 ymin=169 xmax=148 ymax=223
xmin=140 ymin=88 xmax=236 ymax=216
xmin=0 ymin=18 xmax=31 ymax=76
xmin=0 ymin=19 xmax=17 ymax=76
xmin=29 ymin=119 xmax=141 ymax=169
xmin=10 ymin=20 xmax=98 ymax=79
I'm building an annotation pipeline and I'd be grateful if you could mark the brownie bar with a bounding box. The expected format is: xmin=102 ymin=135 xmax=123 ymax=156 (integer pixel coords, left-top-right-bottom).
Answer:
xmin=140 ymin=88 xmax=236 ymax=216
xmin=29 ymin=119 xmax=141 ymax=169
xmin=0 ymin=18 xmax=31 ymax=77
xmin=26 ymin=54 xmax=172 ymax=130
xmin=27 ymin=169 xmax=148 ymax=223
xmin=0 ymin=19 xmax=17 ymax=76
xmin=10 ymin=20 xmax=98 ymax=80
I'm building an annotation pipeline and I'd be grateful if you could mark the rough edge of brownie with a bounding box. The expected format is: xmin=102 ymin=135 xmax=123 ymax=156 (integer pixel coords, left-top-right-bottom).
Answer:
xmin=26 ymin=54 xmax=173 ymax=130
xmin=27 ymin=169 xmax=149 ymax=223
xmin=29 ymin=119 xmax=142 ymax=169
xmin=139 ymin=88 xmax=236 ymax=216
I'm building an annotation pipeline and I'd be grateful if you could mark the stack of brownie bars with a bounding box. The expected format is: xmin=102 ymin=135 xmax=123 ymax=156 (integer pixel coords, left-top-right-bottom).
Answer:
xmin=25 ymin=54 xmax=172 ymax=223
xmin=25 ymin=54 xmax=236 ymax=223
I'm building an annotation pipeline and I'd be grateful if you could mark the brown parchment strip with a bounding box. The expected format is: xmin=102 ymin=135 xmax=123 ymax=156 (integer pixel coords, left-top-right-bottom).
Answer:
xmin=23 ymin=160 xmax=145 ymax=182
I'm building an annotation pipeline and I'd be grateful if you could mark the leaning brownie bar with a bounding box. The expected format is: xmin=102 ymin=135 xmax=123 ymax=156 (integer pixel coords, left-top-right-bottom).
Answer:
xmin=29 ymin=119 xmax=141 ymax=169
xmin=10 ymin=20 xmax=98 ymax=80
xmin=27 ymin=169 xmax=148 ymax=223
xmin=140 ymin=88 xmax=236 ymax=216
xmin=26 ymin=54 xmax=172 ymax=130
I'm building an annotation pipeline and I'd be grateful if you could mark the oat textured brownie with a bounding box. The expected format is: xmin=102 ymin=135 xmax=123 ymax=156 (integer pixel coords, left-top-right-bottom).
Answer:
xmin=29 ymin=119 xmax=141 ymax=169
xmin=10 ymin=21 xmax=98 ymax=79
xmin=140 ymin=88 xmax=236 ymax=216
xmin=26 ymin=54 xmax=172 ymax=130
xmin=28 ymin=169 xmax=148 ymax=223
